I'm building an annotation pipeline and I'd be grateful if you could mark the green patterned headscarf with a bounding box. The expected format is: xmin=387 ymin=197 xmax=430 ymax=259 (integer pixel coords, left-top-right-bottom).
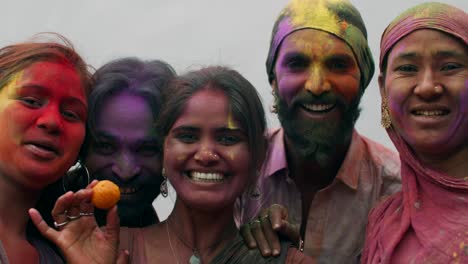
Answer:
xmin=266 ymin=0 xmax=374 ymax=92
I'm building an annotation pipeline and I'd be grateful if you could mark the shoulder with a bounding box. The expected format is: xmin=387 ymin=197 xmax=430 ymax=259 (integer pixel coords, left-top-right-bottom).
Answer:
xmin=358 ymin=134 xmax=402 ymax=197
xmin=359 ymin=134 xmax=400 ymax=179
xmin=265 ymin=127 xmax=284 ymax=145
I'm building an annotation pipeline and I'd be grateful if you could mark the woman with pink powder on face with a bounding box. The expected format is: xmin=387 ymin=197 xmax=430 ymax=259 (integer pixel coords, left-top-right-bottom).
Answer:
xmin=112 ymin=66 xmax=313 ymax=263
xmin=362 ymin=3 xmax=468 ymax=263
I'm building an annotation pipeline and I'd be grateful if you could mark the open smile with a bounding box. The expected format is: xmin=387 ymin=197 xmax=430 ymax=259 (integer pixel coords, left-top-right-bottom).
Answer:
xmin=184 ymin=171 xmax=226 ymax=183
xmin=301 ymin=103 xmax=336 ymax=113
xmin=410 ymin=105 xmax=451 ymax=120
xmin=411 ymin=110 xmax=450 ymax=117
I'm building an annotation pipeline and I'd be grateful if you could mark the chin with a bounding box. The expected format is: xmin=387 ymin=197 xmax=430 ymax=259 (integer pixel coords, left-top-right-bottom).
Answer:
xmin=181 ymin=195 xmax=236 ymax=213
xmin=20 ymin=169 xmax=62 ymax=190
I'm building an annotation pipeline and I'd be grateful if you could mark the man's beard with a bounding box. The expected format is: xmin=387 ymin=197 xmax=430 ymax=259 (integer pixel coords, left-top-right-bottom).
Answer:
xmin=275 ymin=89 xmax=361 ymax=167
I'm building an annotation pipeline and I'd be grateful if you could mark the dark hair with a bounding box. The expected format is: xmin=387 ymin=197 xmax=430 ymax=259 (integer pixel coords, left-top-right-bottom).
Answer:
xmin=0 ymin=33 xmax=93 ymax=96
xmin=158 ymin=66 xmax=267 ymax=175
xmin=82 ymin=57 xmax=176 ymax=157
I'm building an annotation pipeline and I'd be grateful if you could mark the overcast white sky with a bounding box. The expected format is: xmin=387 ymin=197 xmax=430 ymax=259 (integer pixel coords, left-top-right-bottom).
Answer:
xmin=3 ymin=0 xmax=466 ymax=218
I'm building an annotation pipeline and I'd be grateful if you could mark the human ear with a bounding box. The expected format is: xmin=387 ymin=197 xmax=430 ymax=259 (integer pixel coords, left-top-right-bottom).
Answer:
xmin=378 ymin=73 xmax=386 ymax=97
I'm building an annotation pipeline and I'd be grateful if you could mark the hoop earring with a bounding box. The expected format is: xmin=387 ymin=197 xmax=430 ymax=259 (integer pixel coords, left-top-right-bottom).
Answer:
xmin=381 ymin=97 xmax=392 ymax=129
xmin=63 ymin=161 xmax=90 ymax=192
xmin=160 ymin=168 xmax=168 ymax=198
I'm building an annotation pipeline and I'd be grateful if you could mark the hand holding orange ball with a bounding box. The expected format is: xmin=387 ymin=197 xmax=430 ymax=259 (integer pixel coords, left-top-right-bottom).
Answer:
xmin=91 ymin=180 xmax=120 ymax=209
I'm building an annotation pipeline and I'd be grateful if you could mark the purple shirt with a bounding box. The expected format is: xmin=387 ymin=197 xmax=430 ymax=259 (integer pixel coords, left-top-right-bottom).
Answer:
xmin=235 ymin=128 xmax=401 ymax=263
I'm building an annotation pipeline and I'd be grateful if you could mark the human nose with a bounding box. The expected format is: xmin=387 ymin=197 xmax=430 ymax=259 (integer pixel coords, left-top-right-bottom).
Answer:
xmin=414 ymin=68 xmax=443 ymax=100
xmin=36 ymin=106 xmax=63 ymax=135
xmin=194 ymin=143 xmax=220 ymax=166
xmin=304 ymin=67 xmax=332 ymax=96
xmin=112 ymin=151 xmax=141 ymax=181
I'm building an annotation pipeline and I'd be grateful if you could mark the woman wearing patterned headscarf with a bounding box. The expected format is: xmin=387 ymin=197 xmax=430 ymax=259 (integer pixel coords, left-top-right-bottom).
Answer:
xmin=362 ymin=3 xmax=468 ymax=263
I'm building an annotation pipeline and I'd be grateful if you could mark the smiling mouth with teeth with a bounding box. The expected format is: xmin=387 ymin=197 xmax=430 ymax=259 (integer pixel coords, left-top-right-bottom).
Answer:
xmin=188 ymin=171 xmax=225 ymax=183
xmin=301 ymin=103 xmax=336 ymax=113
xmin=412 ymin=110 xmax=449 ymax=117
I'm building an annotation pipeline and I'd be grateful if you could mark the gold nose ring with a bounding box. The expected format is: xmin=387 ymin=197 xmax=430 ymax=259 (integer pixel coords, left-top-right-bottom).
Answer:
xmin=434 ymin=85 xmax=442 ymax=93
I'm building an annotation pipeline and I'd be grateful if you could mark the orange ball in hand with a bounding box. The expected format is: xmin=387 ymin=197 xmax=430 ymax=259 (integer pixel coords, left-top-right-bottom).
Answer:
xmin=91 ymin=180 xmax=120 ymax=209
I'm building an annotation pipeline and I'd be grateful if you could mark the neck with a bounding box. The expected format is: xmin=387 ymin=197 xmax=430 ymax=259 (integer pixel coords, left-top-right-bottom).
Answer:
xmin=284 ymin=134 xmax=350 ymax=190
xmin=417 ymin=146 xmax=468 ymax=179
xmin=119 ymin=205 xmax=159 ymax=227
xmin=0 ymin=174 xmax=40 ymax=238
xmin=166 ymin=199 xmax=238 ymax=263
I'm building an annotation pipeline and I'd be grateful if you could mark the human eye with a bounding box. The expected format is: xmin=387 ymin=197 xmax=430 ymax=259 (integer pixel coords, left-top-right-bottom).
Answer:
xmin=137 ymin=144 xmax=160 ymax=157
xmin=328 ymin=59 xmax=350 ymax=72
xmin=440 ymin=62 xmax=462 ymax=72
xmin=217 ymin=132 xmax=244 ymax=146
xmin=93 ymin=141 xmax=116 ymax=155
xmin=175 ymin=132 xmax=198 ymax=144
xmin=19 ymin=97 xmax=43 ymax=108
xmin=395 ymin=64 xmax=418 ymax=72
xmin=61 ymin=110 xmax=81 ymax=122
xmin=283 ymin=55 xmax=309 ymax=71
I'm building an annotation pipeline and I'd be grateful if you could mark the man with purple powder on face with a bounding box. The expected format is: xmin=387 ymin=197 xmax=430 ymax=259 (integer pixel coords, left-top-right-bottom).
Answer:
xmin=83 ymin=57 xmax=175 ymax=227
xmin=236 ymin=0 xmax=401 ymax=262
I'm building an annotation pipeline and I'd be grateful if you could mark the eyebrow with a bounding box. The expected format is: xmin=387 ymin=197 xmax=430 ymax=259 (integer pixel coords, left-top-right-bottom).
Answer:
xmin=326 ymin=53 xmax=355 ymax=61
xmin=434 ymin=50 xmax=466 ymax=59
xmin=19 ymin=84 xmax=87 ymax=108
xmin=171 ymin=126 xmax=198 ymax=132
xmin=94 ymin=131 xmax=117 ymax=141
xmin=216 ymin=127 xmax=245 ymax=134
xmin=394 ymin=50 xmax=466 ymax=61
xmin=171 ymin=126 xmax=245 ymax=134
xmin=136 ymin=138 xmax=159 ymax=145
xmin=394 ymin=52 xmax=419 ymax=61
xmin=282 ymin=52 xmax=310 ymax=62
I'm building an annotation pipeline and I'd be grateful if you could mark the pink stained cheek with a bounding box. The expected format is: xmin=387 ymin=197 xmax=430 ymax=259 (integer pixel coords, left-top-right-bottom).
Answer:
xmin=277 ymin=73 xmax=303 ymax=105
xmin=333 ymin=78 xmax=360 ymax=103
xmin=387 ymin=83 xmax=409 ymax=133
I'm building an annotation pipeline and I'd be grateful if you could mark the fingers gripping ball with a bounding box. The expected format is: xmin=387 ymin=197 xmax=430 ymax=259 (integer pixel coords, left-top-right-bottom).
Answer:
xmin=92 ymin=180 xmax=120 ymax=209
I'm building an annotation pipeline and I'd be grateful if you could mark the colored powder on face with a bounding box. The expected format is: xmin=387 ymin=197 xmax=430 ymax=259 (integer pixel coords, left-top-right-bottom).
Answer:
xmin=0 ymin=71 xmax=24 ymax=112
xmin=288 ymin=0 xmax=341 ymax=34
xmin=226 ymin=109 xmax=237 ymax=130
xmin=227 ymin=151 xmax=235 ymax=161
